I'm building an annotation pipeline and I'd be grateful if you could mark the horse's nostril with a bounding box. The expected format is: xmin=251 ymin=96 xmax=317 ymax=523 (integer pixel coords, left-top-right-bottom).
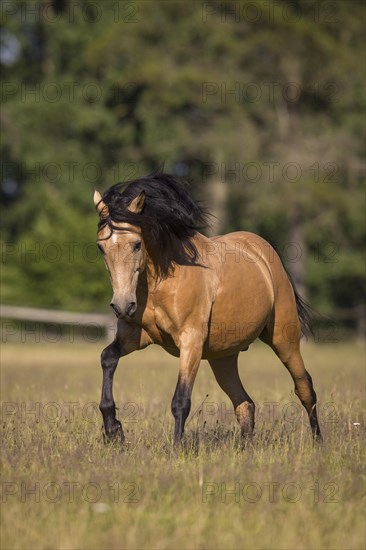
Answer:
xmin=110 ymin=302 xmax=136 ymax=318
xmin=126 ymin=302 xmax=136 ymax=316
xmin=110 ymin=303 xmax=121 ymax=317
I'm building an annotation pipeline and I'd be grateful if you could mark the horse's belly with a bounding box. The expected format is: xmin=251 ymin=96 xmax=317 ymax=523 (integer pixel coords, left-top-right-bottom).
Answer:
xmin=203 ymin=262 xmax=273 ymax=357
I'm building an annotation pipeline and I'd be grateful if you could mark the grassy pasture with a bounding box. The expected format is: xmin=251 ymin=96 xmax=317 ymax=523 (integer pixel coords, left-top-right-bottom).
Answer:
xmin=1 ymin=340 xmax=365 ymax=550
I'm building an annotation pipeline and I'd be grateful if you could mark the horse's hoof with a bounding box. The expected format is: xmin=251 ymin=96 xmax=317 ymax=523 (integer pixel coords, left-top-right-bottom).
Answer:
xmin=239 ymin=433 xmax=254 ymax=450
xmin=103 ymin=421 xmax=125 ymax=448
xmin=313 ymin=433 xmax=323 ymax=447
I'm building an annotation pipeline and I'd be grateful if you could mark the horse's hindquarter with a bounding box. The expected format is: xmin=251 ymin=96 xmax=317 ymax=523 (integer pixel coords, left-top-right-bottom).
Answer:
xmin=204 ymin=232 xmax=275 ymax=358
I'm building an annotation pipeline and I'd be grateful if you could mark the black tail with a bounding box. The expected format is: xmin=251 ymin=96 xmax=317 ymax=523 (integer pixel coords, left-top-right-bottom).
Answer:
xmin=291 ymin=282 xmax=314 ymax=338
xmin=272 ymin=244 xmax=314 ymax=338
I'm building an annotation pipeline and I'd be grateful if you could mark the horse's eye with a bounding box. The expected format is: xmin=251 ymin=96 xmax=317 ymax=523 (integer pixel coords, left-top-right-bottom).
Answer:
xmin=133 ymin=241 xmax=141 ymax=252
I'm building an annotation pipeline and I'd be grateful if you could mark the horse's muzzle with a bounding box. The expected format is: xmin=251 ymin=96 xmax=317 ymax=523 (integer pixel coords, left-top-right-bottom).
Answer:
xmin=110 ymin=301 xmax=137 ymax=318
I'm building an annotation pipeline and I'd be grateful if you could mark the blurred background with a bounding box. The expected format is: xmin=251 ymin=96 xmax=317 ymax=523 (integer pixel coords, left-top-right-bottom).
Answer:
xmin=1 ymin=0 xmax=365 ymax=340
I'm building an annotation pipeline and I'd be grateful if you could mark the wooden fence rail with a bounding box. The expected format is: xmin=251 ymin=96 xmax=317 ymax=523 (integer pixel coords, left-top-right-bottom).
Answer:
xmin=0 ymin=304 xmax=116 ymax=342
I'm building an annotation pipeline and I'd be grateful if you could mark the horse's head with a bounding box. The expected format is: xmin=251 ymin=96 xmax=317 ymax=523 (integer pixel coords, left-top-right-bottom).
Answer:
xmin=94 ymin=190 xmax=146 ymax=319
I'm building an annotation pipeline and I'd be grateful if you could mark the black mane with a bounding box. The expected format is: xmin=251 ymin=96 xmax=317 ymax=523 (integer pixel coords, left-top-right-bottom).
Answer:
xmin=98 ymin=173 xmax=211 ymax=278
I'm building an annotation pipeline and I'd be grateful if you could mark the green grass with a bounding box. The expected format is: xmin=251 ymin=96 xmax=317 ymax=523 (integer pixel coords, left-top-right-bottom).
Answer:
xmin=1 ymin=340 xmax=365 ymax=550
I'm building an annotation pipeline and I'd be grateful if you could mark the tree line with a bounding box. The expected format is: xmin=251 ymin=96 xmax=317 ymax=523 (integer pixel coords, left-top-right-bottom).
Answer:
xmin=1 ymin=0 xmax=364 ymax=334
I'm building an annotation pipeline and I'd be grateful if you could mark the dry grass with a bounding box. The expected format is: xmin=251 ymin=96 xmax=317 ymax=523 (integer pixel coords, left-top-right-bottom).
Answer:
xmin=1 ymin=340 xmax=365 ymax=550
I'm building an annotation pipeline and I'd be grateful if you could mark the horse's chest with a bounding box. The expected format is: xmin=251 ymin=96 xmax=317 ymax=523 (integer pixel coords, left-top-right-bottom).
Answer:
xmin=141 ymin=303 xmax=180 ymax=355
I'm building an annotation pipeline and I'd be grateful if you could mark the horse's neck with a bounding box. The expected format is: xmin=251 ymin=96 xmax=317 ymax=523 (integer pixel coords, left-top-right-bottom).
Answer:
xmin=143 ymin=231 xmax=212 ymax=287
xmin=192 ymin=231 xmax=213 ymax=249
xmin=144 ymin=255 xmax=158 ymax=288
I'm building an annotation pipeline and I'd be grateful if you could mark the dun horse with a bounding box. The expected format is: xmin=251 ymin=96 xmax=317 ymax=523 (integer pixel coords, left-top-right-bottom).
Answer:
xmin=94 ymin=173 xmax=322 ymax=446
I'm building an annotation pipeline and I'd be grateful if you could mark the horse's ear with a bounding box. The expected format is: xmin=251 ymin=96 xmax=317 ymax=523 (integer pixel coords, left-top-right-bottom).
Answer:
xmin=127 ymin=191 xmax=145 ymax=214
xmin=93 ymin=190 xmax=109 ymax=217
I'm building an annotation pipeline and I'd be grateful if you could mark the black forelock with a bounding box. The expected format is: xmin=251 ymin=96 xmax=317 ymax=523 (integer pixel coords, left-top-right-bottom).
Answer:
xmin=97 ymin=172 xmax=211 ymax=279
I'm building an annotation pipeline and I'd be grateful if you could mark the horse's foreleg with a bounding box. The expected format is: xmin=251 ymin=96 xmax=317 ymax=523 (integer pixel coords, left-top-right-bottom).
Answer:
xmin=209 ymin=354 xmax=255 ymax=438
xmin=171 ymin=330 xmax=203 ymax=444
xmin=99 ymin=341 xmax=123 ymax=444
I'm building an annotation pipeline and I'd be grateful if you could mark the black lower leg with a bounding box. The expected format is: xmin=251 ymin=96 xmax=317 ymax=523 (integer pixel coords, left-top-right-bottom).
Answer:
xmin=171 ymin=383 xmax=191 ymax=444
xmin=99 ymin=343 xmax=124 ymax=444
xmin=295 ymin=372 xmax=322 ymax=443
xmin=309 ymin=405 xmax=322 ymax=442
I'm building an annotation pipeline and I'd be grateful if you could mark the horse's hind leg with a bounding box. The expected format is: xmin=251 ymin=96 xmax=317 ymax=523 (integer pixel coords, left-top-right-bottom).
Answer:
xmin=261 ymin=327 xmax=322 ymax=442
xmin=283 ymin=349 xmax=322 ymax=442
xmin=209 ymin=354 xmax=255 ymax=438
